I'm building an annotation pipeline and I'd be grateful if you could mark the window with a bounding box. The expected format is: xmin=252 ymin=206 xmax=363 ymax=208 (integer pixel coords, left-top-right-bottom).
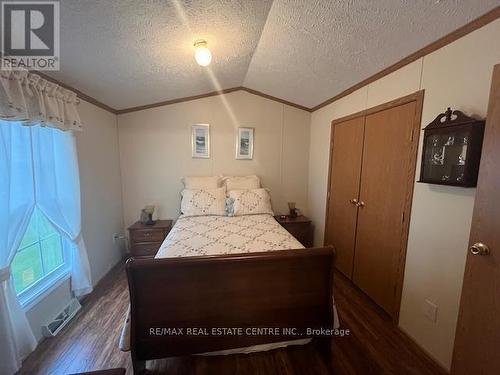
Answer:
xmin=11 ymin=207 xmax=69 ymax=304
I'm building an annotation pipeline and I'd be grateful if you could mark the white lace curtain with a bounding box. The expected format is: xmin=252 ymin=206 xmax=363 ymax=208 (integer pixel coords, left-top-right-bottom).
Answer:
xmin=0 ymin=121 xmax=93 ymax=374
xmin=0 ymin=64 xmax=86 ymax=374
xmin=0 ymin=63 xmax=82 ymax=131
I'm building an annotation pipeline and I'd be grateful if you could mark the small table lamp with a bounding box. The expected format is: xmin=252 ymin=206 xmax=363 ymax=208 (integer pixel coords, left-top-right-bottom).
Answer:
xmin=142 ymin=205 xmax=156 ymax=225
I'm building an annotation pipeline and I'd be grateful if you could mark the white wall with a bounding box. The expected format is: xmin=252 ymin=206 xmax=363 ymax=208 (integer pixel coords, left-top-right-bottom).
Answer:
xmin=117 ymin=90 xmax=311 ymax=230
xmin=25 ymin=100 xmax=125 ymax=341
xmin=307 ymin=19 xmax=500 ymax=370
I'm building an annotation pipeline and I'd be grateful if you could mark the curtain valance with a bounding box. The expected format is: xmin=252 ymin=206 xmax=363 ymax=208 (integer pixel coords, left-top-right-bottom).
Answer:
xmin=0 ymin=64 xmax=83 ymax=131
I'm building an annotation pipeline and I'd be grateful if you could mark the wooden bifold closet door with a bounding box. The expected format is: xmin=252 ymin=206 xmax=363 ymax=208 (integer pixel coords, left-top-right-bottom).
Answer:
xmin=325 ymin=117 xmax=365 ymax=277
xmin=325 ymin=92 xmax=422 ymax=319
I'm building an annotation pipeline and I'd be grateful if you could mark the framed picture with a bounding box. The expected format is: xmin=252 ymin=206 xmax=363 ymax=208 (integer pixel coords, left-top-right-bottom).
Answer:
xmin=192 ymin=124 xmax=210 ymax=158
xmin=236 ymin=127 xmax=254 ymax=159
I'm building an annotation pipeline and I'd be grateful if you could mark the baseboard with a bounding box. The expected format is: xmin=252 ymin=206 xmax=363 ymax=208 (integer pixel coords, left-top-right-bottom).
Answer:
xmin=397 ymin=325 xmax=450 ymax=374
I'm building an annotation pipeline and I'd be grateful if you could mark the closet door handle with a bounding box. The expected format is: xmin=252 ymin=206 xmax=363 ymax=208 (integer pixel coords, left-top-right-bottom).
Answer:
xmin=350 ymin=198 xmax=358 ymax=205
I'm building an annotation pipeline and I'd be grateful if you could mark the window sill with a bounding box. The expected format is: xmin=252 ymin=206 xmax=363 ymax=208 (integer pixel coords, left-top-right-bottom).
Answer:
xmin=20 ymin=269 xmax=71 ymax=312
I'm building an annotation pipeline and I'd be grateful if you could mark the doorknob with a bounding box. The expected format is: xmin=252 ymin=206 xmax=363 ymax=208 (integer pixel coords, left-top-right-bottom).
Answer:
xmin=349 ymin=198 xmax=358 ymax=205
xmin=470 ymin=242 xmax=490 ymax=256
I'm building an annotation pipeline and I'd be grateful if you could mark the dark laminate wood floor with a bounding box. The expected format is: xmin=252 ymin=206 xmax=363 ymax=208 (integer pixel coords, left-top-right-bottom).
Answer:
xmin=19 ymin=262 xmax=446 ymax=375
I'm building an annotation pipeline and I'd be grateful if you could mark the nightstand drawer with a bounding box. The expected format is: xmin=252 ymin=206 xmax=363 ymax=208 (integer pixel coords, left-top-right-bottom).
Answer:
xmin=128 ymin=220 xmax=173 ymax=258
xmin=285 ymin=226 xmax=313 ymax=247
xmin=130 ymin=229 xmax=165 ymax=243
xmin=131 ymin=242 xmax=162 ymax=257
xmin=283 ymin=223 xmax=310 ymax=239
xmin=275 ymin=215 xmax=313 ymax=248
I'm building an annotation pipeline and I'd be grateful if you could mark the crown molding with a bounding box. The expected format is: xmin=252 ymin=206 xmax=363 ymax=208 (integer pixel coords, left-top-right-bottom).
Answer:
xmin=114 ymin=86 xmax=311 ymax=114
xmin=115 ymin=87 xmax=241 ymax=114
xmin=238 ymin=87 xmax=311 ymax=112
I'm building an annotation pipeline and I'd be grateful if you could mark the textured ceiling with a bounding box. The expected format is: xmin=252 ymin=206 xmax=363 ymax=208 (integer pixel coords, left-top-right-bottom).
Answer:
xmin=47 ymin=0 xmax=499 ymax=110
xmin=49 ymin=0 xmax=273 ymax=109
xmin=244 ymin=0 xmax=500 ymax=108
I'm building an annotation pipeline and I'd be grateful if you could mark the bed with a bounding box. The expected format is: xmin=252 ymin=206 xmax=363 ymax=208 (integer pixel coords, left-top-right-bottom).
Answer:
xmin=123 ymin=180 xmax=337 ymax=373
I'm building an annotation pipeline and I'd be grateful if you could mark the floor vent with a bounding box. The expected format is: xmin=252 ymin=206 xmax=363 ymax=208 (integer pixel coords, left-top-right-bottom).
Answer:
xmin=42 ymin=298 xmax=82 ymax=337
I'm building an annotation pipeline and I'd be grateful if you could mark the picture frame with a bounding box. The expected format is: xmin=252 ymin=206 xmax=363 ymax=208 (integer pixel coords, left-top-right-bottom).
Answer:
xmin=235 ymin=127 xmax=254 ymax=159
xmin=192 ymin=124 xmax=210 ymax=158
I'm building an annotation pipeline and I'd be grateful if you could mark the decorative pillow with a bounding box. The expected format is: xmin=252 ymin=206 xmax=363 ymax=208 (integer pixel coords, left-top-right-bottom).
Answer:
xmin=228 ymin=188 xmax=273 ymax=216
xmin=181 ymin=188 xmax=226 ymax=217
xmin=225 ymin=197 xmax=235 ymax=216
xmin=223 ymin=175 xmax=261 ymax=191
xmin=182 ymin=176 xmax=222 ymax=189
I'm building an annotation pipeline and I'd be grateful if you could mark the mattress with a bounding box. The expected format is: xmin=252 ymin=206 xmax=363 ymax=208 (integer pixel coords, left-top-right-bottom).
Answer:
xmin=155 ymin=213 xmax=304 ymax=258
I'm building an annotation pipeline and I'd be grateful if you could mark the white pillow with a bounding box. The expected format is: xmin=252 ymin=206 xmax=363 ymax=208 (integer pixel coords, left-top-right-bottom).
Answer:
xmin=228 ymin=188 xmax=273 ymax=216
xmin=182 ymin=176 xmax=222 ymax=189
xmin=223 ymin=175 xmax=260 ymax=191
xmin=181 ymin=188 xmax=226 ymax=217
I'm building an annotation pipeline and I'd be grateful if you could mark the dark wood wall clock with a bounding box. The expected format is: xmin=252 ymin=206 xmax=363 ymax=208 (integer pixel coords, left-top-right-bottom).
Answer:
xmin=419 ymin=108 xmax=485 ymax=187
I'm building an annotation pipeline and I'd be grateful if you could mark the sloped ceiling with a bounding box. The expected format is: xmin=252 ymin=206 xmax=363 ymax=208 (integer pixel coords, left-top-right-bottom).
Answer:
xmin=47 ymin=0 xmax=499 ymax=111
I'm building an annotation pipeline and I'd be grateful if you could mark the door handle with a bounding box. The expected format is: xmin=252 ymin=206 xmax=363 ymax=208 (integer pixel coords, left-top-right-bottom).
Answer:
xmin=349 ymin=198 xmax=358 ymax=205
xmin=357 ymin=201 xmax=365 ymax=208
xmin=469 ymin=242 xmax=490 ymax=256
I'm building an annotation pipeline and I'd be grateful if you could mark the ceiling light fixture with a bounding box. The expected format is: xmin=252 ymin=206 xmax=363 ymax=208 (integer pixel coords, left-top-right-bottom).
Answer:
xmin=194 ymin=40 xmax=212 ymax=67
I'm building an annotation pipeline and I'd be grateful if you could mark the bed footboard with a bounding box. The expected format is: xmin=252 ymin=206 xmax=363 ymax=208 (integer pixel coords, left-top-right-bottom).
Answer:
xmin=126 ymin=247 xmax=335 ymax=371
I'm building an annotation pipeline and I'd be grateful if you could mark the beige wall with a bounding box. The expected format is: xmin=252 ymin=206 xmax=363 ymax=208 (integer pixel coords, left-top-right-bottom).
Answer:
xmin=117 ymin=90 xmax=311 ymax=230
xmin=308 ymin=19 xmax=500 ymax=370
xmin=77 ymin=101 xmax=125 ymax=282
xmin=26 ymin=101 xmax=125 ymax=341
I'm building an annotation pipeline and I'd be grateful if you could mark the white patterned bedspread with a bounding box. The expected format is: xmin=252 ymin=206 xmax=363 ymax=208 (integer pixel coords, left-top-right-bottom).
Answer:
xmin=156 ymin=214 xmax=304 ymax=258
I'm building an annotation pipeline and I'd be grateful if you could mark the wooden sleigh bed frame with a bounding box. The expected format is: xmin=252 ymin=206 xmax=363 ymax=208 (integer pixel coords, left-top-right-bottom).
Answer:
xmin=126 ymin=246 xmax=336 ymax=373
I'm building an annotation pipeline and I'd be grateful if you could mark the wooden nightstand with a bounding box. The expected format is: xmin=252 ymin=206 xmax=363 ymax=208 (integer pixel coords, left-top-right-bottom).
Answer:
xmin=275 ymin=215 xmax=314 ymax=248
xmin=128 ymin=220 xmax=172 ymax=258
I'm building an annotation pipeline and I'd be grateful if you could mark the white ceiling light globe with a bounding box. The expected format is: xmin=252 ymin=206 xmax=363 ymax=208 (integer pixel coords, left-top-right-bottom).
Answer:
xmin=194 ymin=40 xmax=212 ymax=67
